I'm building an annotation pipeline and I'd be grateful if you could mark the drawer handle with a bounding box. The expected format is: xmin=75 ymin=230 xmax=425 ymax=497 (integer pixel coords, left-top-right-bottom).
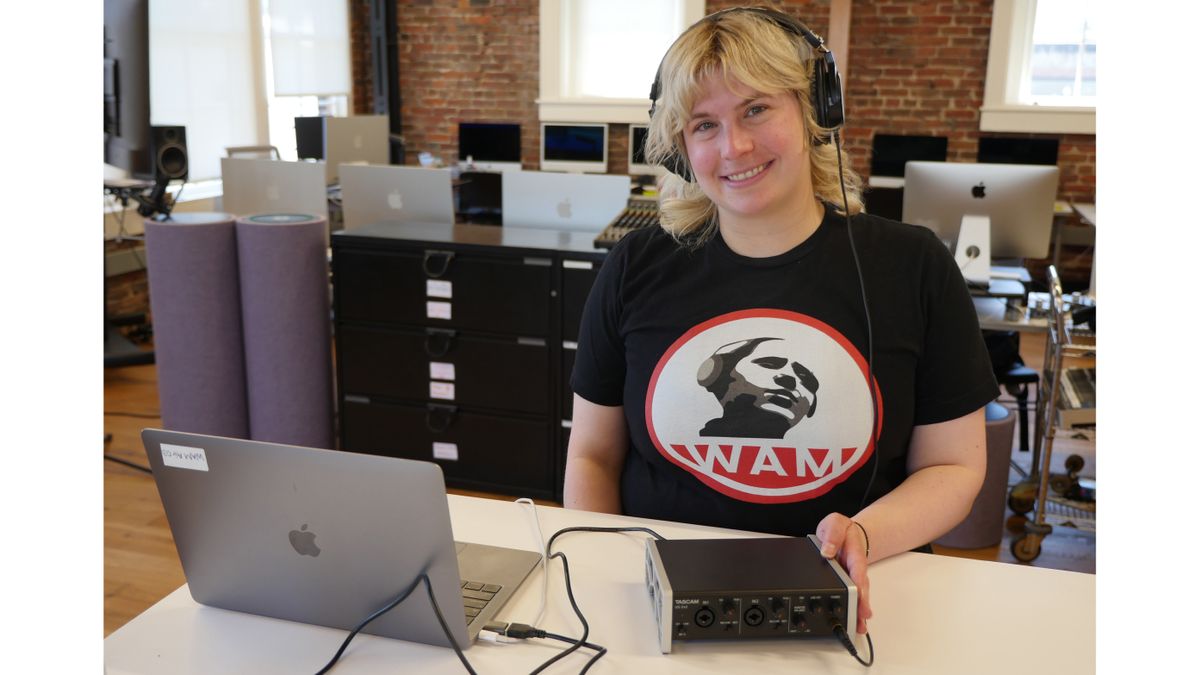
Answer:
xmin=423 ymin=250 xmax=455 ymax=278
xmin=426 ymin=404 xmax=457 ymax=433
xmin=424 ymin=329 xmax=456 ymax=357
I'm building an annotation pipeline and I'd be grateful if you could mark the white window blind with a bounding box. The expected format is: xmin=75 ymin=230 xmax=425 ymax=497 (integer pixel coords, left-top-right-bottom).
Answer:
xmin=267 ymin=0 xmax=351 ymax=97
xmin=150 ymin=0 xmax=260 ymax=181
xmin=539 ymin=0 xmax=705 ymax=122
xmin=568 ymin=0 xmax=681 ymax=99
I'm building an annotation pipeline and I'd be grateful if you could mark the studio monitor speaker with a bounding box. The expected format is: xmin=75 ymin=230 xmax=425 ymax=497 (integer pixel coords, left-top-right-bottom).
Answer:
xmin=150 ymin=125 xmax=188 ymax=182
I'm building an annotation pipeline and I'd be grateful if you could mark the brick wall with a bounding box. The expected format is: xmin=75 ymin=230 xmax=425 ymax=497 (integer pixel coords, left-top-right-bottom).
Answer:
xmin=348 ymin=0 xmax=1095 ymax=203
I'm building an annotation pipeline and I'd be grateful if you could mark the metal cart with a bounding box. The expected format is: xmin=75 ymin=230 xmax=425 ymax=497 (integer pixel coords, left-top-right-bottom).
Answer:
xmin=1007 ymin=265 xmax=1096 ymax=562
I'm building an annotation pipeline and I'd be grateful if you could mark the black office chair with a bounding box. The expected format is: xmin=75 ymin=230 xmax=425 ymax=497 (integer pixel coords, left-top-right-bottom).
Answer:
xmin=457 ymin=171 xmax=502 ymax=225
xmin=985 ymin=330 xmax=1039 ymax=456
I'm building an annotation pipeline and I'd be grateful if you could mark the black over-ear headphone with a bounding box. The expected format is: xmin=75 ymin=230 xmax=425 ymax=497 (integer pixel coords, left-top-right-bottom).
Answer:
xmin=647 ymin=6 xmax=844 ymax=181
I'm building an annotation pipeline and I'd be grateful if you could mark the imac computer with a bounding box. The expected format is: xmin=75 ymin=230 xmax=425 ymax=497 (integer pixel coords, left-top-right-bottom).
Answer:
xmin=320 ymin=115 xmax=389 ymax=185
xmin=458 ymin=122 xmax=522 ymax=172
xmin=902 ymin=161 xmax=1059 ymax=284
xmin=540 ymin=123 xmax=608 ymax=174
xmin=627 ymin=124 xmax=664 ymax=177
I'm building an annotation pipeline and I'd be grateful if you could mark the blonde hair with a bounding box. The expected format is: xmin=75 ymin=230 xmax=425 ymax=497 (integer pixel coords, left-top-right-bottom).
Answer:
xmin=645 ymin=9 xmax=864 ymax=246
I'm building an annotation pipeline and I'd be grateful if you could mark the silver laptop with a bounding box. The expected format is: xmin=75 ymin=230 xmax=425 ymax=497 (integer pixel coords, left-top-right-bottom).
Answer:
xmin=324 ymin=115 xmax=390 ymax=185
xmin=339 ymin=164 xmax=456 ymax=230
xmin=502 ymin=170 xmax=631 ymax=231
xmin=141 ymin=428 xmax=541 ymax=649
xmin=219 ymin=157 xmax=328 ymax=221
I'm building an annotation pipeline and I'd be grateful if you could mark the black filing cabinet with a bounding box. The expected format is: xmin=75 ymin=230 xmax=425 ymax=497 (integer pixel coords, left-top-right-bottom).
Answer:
xmin=332 ymin=222 xmax=604 ymax=501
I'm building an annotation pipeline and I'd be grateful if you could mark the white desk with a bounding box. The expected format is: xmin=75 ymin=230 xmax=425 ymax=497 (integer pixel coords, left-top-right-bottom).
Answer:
xmin=105 ymin=496 xmax=1094 ymax=674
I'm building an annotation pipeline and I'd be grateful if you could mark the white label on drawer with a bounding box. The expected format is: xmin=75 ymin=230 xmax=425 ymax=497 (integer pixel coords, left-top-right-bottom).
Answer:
xmin=430 ymin=361 xmax=456 ymax=381
xmin=426 ymin=279 xmax=453 ymax=299
xmin=426 ymin=301 xmax=452 ymax=320
xmin=430 ymin=381 xmax=456 ymax=400
xmin=161 ymin=443 xmax=210 ymax=472
xmin=433 ymin=442 xmax=459 ymax=461
xmin=563 ymin=260 xmax=594 ymax=270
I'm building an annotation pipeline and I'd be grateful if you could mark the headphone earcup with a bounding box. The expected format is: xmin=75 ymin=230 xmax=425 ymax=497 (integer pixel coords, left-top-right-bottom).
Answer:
xmin=810 ymin=51 xmax=844 ymax=142
xmin=662 ymin=150 xmax=693 ymax=182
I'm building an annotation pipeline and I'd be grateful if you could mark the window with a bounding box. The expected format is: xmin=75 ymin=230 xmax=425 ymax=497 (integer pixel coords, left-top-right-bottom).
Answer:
xmin=981 ymin=0 xmax=1096 ymax=134
xmin=150 ymin=0 xmax=261 ymax=181
xmin=147 ymin=0 xmax=350 ymax=179
xmin=539 ymin=0 xmax=705 ymax=123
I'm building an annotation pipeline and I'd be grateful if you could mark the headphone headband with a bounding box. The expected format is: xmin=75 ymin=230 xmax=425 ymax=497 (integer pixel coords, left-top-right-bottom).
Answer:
xmin=647 ymin=7 xmax=845 ymax=180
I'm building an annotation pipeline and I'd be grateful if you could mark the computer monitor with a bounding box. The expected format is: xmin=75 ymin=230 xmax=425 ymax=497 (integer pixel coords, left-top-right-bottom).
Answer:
xmin=540 ymin=123 xmax=607 ymax=174
xmin=458 ymin=123 xmax=521 ymax=171
xmin=627 ymin=124 xmax=664 ymax=177
xmin=976 ymin=137 xmax=1060 ymax=166
xmin=869 ymin=134 xmax=948 ymax=178
xmin=104 ymin=0 xmax=151 ymax=178
xmin=324 ymin=115 xmax=389 ymax=185
xmin=902 ymin=161 xmax=1059 ymax=260
xmin=294 ymin=116 xmax=325 ymax=160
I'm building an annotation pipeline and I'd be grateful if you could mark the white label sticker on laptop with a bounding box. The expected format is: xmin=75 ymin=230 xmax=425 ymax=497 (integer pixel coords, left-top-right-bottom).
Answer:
xmin=427 ymin=301 xmax=452 ymax=320
xmin=160 ymin=443 xmax=210 ymax=472
xmin=430 ymin=361 xmax=456 ymax=381
xmin=426 ymin=279 xmax=453 ymax=299
xmin=430 ymin=381 xmax=456 ymax=400
xmin=433 ymin=442 xmax=459 ymax=461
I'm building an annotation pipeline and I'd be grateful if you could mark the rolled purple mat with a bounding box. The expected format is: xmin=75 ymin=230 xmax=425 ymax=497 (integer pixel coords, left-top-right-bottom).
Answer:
xmin=144 ymin=212 xmax=250 ymax=438
xmin=235 ymin=213 xmax=334 ymax=449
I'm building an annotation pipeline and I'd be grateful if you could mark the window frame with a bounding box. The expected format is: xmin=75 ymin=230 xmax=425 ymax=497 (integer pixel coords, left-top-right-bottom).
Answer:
xmin=538 ymin=0 xmax=705 ymax=123
xmin=980 ymin=0 xmax=1096 ymax=135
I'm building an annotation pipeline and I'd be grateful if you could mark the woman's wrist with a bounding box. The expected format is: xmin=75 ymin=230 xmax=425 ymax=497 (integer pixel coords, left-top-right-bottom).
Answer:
xmin=850 ymin=520 xmax=870 ymax=560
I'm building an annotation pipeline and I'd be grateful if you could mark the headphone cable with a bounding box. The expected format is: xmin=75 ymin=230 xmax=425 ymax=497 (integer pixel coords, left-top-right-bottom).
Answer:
xmin=832 ymin=131 xmax=881 ymax=512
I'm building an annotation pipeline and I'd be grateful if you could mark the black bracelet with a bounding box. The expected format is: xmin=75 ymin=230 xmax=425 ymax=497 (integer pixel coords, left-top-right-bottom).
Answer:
xmin=851 ymin=520 xmax=870 ymax=559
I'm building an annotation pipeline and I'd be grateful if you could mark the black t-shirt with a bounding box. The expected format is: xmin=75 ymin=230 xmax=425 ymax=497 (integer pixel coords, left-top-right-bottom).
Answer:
xmin=571 ymin=202 xmax=999 ymax=536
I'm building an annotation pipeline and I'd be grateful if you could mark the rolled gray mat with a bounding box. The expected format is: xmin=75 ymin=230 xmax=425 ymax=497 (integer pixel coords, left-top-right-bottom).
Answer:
xmin=144 ymin=212 xmax=249 ymax=438
xmin=235 ymin=213 xmax=334 ymax=449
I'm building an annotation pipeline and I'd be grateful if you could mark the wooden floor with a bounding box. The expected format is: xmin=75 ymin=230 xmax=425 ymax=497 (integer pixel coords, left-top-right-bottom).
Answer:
xmin=103 ymin=330 xmax=1096 ymax=637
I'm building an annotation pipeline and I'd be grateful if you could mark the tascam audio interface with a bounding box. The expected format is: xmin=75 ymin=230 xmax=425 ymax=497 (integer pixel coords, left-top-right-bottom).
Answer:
xmin=645 ymin=535 xmax=857 ymax=653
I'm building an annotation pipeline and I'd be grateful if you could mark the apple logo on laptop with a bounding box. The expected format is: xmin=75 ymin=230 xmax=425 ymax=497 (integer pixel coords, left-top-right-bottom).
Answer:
xmin=387 ymin=190 xmax=404 ymax=210
xmin=289 ymin=524 xmax=321 ymax=557
xmin=556 ymin=198 xmax=572 ymax=219
xmin=266 ymin=184 xmax=280 ymax=201
xmin=971 ymin=182 xmax=986 ymax=199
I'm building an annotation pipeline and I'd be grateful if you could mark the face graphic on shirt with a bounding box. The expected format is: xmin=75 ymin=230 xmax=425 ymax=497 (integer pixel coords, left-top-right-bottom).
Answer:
xmin=646 ymin=309 xmax=878 ymax=503
xmin=698 ymin=337 xmax=819 ymax=439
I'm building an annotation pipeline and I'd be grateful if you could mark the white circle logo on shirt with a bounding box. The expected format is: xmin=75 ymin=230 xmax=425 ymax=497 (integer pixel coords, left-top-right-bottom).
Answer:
xmin=645 ymin=309 xmax=880 ymax=503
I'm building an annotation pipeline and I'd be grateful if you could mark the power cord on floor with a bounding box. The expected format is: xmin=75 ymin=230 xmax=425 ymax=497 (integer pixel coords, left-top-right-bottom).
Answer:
xmin=104 ymin=411 xmax=162 ymax=419
xmin=104 ymin=454 xmax=153 ymax=475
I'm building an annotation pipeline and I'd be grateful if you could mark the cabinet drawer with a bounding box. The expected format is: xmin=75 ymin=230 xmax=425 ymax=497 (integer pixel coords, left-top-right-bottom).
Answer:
xmin=339 ymin=325 xmax=550 ymax=415
xmin=561 ymin=259 xmax=600 ymax=343
xmin=335 ymin=249 xmax=552 ymax=335
xmin=342 ymin=400 xmax=554 ymax=497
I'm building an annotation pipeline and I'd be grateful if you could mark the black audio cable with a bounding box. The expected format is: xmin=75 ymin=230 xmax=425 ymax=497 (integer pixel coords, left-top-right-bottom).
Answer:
xmin=832 ymin=131 xmax=881 ymax=512
xmin=315 ymin=573 xmax=476 ymax=675
xmin=832 ymin=624 xmax=875 ymax=667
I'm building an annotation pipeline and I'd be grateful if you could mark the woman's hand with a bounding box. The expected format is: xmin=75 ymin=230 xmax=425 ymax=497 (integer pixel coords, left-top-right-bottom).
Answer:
xmin=815 ymin=512 xmax=872 ymax=634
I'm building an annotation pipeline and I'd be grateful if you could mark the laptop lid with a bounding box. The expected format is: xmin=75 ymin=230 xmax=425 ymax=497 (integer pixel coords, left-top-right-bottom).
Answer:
xmin=339 ymin=164 xmax=455 ymax=230
xmin=219 ymin=158 xmax=328 ymax=222
xmin=142 ymin=428 xmax=487 ymax=649
xmin=324 ymin=115 xmax=389 ymax=185
xmin=502 ymin=170 xmax=631 ymax=231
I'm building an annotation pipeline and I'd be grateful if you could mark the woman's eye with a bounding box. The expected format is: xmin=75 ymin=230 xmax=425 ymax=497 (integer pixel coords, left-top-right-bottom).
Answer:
xmin=747 ymin=105 xmax=767 ymax=117
xmin=693 ymin=120 xmax=715 ymax=133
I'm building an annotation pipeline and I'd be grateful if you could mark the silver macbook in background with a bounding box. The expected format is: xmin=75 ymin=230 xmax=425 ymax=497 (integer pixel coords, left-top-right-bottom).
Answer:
xmin=339 ymin=164 xmax=456 ymax=230
xmin=324 ymin=115 xmax=389 ymax=185
xmin=502 ymin=170 xmax=631 ymax=231
xmin=219 ymin=157 xmax=328 ymax=221
xmin=141 ymin=428 xmax=541 ymax=649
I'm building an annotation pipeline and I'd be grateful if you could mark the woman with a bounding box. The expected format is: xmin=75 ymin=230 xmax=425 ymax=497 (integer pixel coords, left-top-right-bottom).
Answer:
xmin=564 ymin=7 xmax=998 ymax=635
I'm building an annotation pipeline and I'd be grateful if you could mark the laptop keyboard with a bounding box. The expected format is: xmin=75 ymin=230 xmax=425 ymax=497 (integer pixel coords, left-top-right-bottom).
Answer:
xmin=461 ymin=580 xmax=502 ymax=623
